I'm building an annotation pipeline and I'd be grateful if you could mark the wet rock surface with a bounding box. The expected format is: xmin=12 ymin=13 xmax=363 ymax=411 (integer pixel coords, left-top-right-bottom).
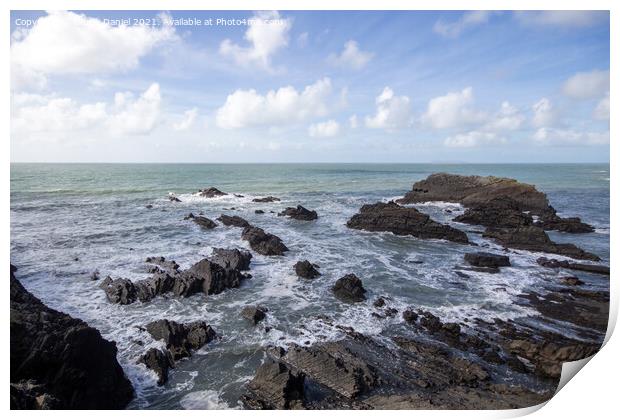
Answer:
xmin=294 ymin=260 xmax=321 ymax=279
xmin=197 ymin=187 xmax=227 ymax=198
xmin=139 ymin=348 xmax=174 ymax=386
xmin=210 ymin=248 xmax=253 ymax=271
xmin=241 ymin=305 xmax=268 ymax=325
xmin=11 ymin=266 xmax=134 ymax=409
xmin=536 ymin=257 xmax=610 ymax=275
xmin=332 ymin=274 xmax=367 ymax=303
xmin=217 ymin=214 xmax=251 ymax=228
xmin=241 ymin=226 xmax=289 ymax=256
xmin=144 ymin=319 xmax=216 ymax=361
xmin=347 ymin=201 xmax=469 ymax=244
xmin=252 ymin=196 xmax=280 ymax=203
xmin=186 ymin=213 xmax=218 ymax=229
xmin=483 ymin=226 xmax=600 ymax=261
xmin=278 ymin=205 xmax=318 ymax=221
xmin=464 ymin=252 xmax=510 ymax=268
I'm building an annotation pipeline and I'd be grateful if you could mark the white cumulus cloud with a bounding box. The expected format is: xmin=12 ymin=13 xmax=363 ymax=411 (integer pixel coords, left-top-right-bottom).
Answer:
xmin=433 ymin=11 xmax=492 ymax=38
xmin=532 ymin=128 xmax=609 ymax=146
xmin=12 ymin=83 xmax=162 ymax=138
xmin=219 ymin=11 xmax=291 ymax=71
xmin=484 ymin=101 xmax=524 ymax=131
xmin=173 ymin=108 xmax=198 ymax=131
xmin=562 ymin=70 xmax=610 ymax=100
xmin=349 ymin=115 xmax=358 ymax=129
xmin=327 ymin=40 xmax=373 ymax=70
xmin=365 ymin=87 xmax=412 ymax=130
xmin=444 ymin=131 xmax=506 ymax=148
xmin=215 ymin=78 xmax=334 ymax=129
xmin=11 ymin=11 xmax=176 ymax=90
xmin=422 ymin=87 xmax=486 ymax=129
xmin=531 ymin=98 xmax=556 ymax=128
xmin=308 ymin=120 xmax=340 ymax=137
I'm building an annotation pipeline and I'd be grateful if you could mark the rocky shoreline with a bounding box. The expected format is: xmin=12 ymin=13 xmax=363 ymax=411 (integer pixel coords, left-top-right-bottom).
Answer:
xmin=10 ymin=172 xmax=609 ymax=410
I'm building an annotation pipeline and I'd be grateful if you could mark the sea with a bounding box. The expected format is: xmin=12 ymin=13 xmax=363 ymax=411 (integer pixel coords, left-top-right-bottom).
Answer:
xmin=10 ymin=163 xmax=610 ymax=409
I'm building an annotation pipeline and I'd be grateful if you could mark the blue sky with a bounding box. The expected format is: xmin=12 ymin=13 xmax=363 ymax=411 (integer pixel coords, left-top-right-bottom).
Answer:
xmin=10 ymin=10 xmax=610 ymax=162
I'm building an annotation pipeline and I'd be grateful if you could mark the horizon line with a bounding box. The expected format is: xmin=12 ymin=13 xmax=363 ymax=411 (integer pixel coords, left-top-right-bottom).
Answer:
xmin=9 ymin=161 xmax=611 ymax=165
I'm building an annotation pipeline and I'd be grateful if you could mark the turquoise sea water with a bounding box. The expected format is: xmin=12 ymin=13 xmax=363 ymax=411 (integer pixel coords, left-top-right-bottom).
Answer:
xmin=10 ymin=163 xmax=610 ymax=409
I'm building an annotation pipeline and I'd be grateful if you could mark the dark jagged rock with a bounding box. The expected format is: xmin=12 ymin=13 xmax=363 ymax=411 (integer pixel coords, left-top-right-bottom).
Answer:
xmin=561 ymin=276 xmax=584 ymax=286
xmin=294 ymin=260 xmax=321 ymax=279
xmin=144 ymin=319 xmax=216 ymax=361
xmin=210 ymin=248 xmax=252 ymax=271
xmin=99 ymin=276 xmax=138 ymax=304
xmin=373 ymin=297 xmax=386 ymax=308
xmin=278 ymin=205 xmax=318 ymax=221
xmin=186 ymin=213 xmax=217 ymax=229
xmin=347 ymin=201 xmax=469 ymax=244
xmin=241 ymin=358 xmax=305 ymax=409
xmin=241 ymin=226 xmax=289 ymax=256
xmin=242 ymin=331 xmax=550 ymax=410
xmin=399 ymin=173 xmax=593 ymax=234
xmin=536 ymin=257 xmax=610 ymax=275
xmin=464 ymin=252 xmax=510 ymax=268
xmin=483 ymin=226 xmax=600 ymax=261
xmin=255 ymin=209 xmax=265 ymax=214
xmin=90 ymin=270 xmax=100 ymax=281
xmin=241 ymin=305 xmax=268 ymax=325
xmin=217 ymin=214 xmax=251 ymax=228
xmin=145 ymin=256 xmax=179 ymax=273
xmin=455 ymin=265 xmax=500 ymax=274
xmin=11 ymin=267 xmax=134 ymax=409
xmin=454 ymin=196 xmax=533 ymax=229
xmin=197 ymin=187 xmax=227 ymax=198
xmin=186 ymin=258 xmax=247 ymax=295
xmin=168 ymin=195 xmax=181 ymax=202
xmin=252 ymin=196 xmax=280 ymax=203
xmin=139 ymin=348 xmax=174 ymax=386
xmin=398 ymin=173 xmax=550 ymax=212
xmin=332 ymin=273 xmax=366 ymax=303
xmin=534 ymin=214 xmax=594 ymax=234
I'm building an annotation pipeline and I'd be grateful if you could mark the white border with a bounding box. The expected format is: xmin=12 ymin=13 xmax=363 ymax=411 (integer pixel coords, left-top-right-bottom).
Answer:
xmin=2 ymin=1 xmax=616 ymax=419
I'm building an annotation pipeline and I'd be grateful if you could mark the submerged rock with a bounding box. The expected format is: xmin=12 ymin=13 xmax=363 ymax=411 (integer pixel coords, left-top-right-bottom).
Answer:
xmin=217 ymin=214 xmax=251 ymax=228
xmin=464 ymin=252 xmax=510 ymax=268
xmin=197 ymin=187 xmax=227 ymax=198
xmin=11 ymin=267 xmax=134 ymax=409
xmin=332 ymin=274 xmax=366 ymax=303
xmin=210 ymin=248 xmax=252 ymax=271
xmin=241 ymin=226 xmax=289 ymax=256
xmin=252 ymin=196 xmax=280 ymax=203
xmin=145 ymin=319 xmax=216 ymax=361
xmin=294 ymin=260 xmax=321 ymax=279
xmin=347 ymin=201 xmax=469 ymax=244
xmin=241 ymin=305 xmax=268 ymax=325
xmin=278 ymin=205 xmax=318 ymax=221
xmin=483 ymin=226 xmax=599 ymax=261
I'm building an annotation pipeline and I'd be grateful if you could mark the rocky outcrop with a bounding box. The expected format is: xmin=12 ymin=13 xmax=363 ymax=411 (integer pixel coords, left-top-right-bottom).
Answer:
xmin=186 ymin=213 xmax=218 ymax=229
xmin=241 ymin=226 xmax=289 ymax=256
xmin=483 ymin=226 xmax=600 ymax=261
xmin=210 ymin=248 xmax=252 ymax=271
xmin=145 ymin=319 xmax=216 ymax=361
xmin=294 ymin=260 xmax=321 ymax=279
xmin=242 ymin=331 xmax=551 ymax=409
xmin=278 ymin=205 xmax=318 ymax=221
xmin=100 ymin=256 xmax=249 ymax=304
xmin=169 ymin=195 xmax=181 ymax=202
xmin=139 ymin=348 xmax=174 ymax=386
xmin=332 ymin=274 xmax=366 ymax=303
xmin=252 ymin=196 xmax=280 ymax=203
xmin=217 ymin=214 xmax=251 ymax=228
xmin=347 ymin=201 xmax=469 ymax=244
xmin=454 ymin=196 xmax=533 ymax=229
xmin=241 ymin=358 xmax=305 ymax=409
xmin=241 ymin=305 xmax=268 ymax=325
xmin=398 ymin=173 xmax=593 ymax=233
xmin=197 ymin=187 xmax=227 ymax=198
xmin=464 ymin=252 xmax=510 ymax=268
xmin=11 ymin=266 xmax=134 ymax=409
xmin=536 ymin=257 xmax=610 ymax=275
